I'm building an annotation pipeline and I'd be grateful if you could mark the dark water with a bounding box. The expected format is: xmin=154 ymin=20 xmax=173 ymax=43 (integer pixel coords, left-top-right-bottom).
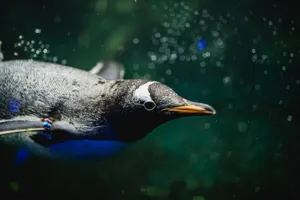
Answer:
xmin=0 ymin=0 xmax=299 ymax=199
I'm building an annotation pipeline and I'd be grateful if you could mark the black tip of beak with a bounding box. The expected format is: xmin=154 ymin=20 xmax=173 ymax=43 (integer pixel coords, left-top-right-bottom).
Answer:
xmin=161 ymin=99 xmax=216 ymax=116
xmin=185 ymin=100 xmax=216 ymax=115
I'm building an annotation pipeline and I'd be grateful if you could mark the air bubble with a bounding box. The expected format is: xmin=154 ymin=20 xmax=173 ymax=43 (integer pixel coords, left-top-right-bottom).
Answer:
xmin=133 ymin=38 xmax=139 ymax=44
xmin=282 ymin=66 xmax=286 ymax=71
xmin=238 ymin=122 xmax=248 ymax=133
xmin=35 ymin=29 xmax=42 ymax=34
xmin=223 ymin=76 xmax=231 ymax=84
xmin=165 ymin=69 xmax=172 ymax=75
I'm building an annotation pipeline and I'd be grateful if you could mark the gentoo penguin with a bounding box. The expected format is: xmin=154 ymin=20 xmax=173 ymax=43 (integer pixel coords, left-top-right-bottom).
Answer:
xmin=0 ymin=57 xmax=216 ymax=161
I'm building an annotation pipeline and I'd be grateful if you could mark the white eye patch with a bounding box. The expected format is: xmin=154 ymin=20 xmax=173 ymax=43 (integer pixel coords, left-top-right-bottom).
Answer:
xmin=133 ymin=81 xmax=158 ymax=104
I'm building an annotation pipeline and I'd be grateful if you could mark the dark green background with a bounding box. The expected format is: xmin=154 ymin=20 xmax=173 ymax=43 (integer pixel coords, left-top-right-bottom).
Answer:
xmin=0 ymin=0 xmax=299 ymax=199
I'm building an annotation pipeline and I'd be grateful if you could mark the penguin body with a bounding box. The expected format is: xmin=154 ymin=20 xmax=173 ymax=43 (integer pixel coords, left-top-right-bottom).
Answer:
xmin=0 ymin=59 xmax=216 ymax=161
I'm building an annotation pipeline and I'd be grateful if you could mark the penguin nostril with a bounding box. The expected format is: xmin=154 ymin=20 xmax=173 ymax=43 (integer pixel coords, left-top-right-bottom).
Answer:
xmin=143 ymin=101 xmax=156 ymax=111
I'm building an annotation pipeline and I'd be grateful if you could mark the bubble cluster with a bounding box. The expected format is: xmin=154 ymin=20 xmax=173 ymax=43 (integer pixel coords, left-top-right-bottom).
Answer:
xmin=13 ymin=30 xmax=67 ymax=65
xmin=147 ymin=1 xmax=226 ymax=67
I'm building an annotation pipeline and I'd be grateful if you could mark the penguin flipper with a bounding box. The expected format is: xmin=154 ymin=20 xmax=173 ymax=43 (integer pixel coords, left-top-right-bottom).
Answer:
xmin=0 ymin=119 xmax=44 ymax=136
xmin=0 ymin=118 xmax=79 ymax=136
xmin=89 ymin=60 xmax=125 ymax=80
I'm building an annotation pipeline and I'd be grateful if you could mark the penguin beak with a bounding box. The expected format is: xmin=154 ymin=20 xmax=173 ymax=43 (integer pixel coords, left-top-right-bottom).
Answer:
xmin=162 ymin=99 xmax=216 ymax=115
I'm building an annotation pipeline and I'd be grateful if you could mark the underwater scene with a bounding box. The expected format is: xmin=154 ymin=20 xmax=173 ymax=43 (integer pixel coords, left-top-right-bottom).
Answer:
xmin=0 ymin=0 xmax=299 ymax=199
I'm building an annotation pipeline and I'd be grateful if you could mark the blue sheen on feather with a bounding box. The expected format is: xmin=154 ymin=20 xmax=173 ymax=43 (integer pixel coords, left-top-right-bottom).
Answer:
xmin=15 ymin=147 xmax=30 ymax=166
xmin=9 ymin=100 xmax=20 ymax=114
xmin=48 ymin=139 xmax=132 ymax=160
xmin=197 ymin=39 xmax=207 ymax=50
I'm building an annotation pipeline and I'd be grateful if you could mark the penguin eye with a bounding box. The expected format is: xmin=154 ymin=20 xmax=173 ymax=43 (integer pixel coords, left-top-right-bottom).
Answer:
xmin=143 ymin=101 xmax=156 ymax=111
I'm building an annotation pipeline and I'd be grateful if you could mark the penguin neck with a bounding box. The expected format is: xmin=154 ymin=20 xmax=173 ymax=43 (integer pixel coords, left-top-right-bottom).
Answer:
xmin=100 ymin=79 xmax=156 ymax=141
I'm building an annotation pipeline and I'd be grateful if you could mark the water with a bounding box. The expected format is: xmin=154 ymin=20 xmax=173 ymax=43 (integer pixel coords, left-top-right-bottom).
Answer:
xmin=0 ymin=0 xmax=299 ymax=199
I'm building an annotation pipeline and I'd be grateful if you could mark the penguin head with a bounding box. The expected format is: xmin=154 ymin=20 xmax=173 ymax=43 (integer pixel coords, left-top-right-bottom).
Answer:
xmin=104 ymin=80 xmax=216 ymax=142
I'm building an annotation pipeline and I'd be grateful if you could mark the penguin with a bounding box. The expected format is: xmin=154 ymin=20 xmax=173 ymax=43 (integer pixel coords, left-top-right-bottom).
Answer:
xmin=0 ymin=59 xmax=216 ymax=161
